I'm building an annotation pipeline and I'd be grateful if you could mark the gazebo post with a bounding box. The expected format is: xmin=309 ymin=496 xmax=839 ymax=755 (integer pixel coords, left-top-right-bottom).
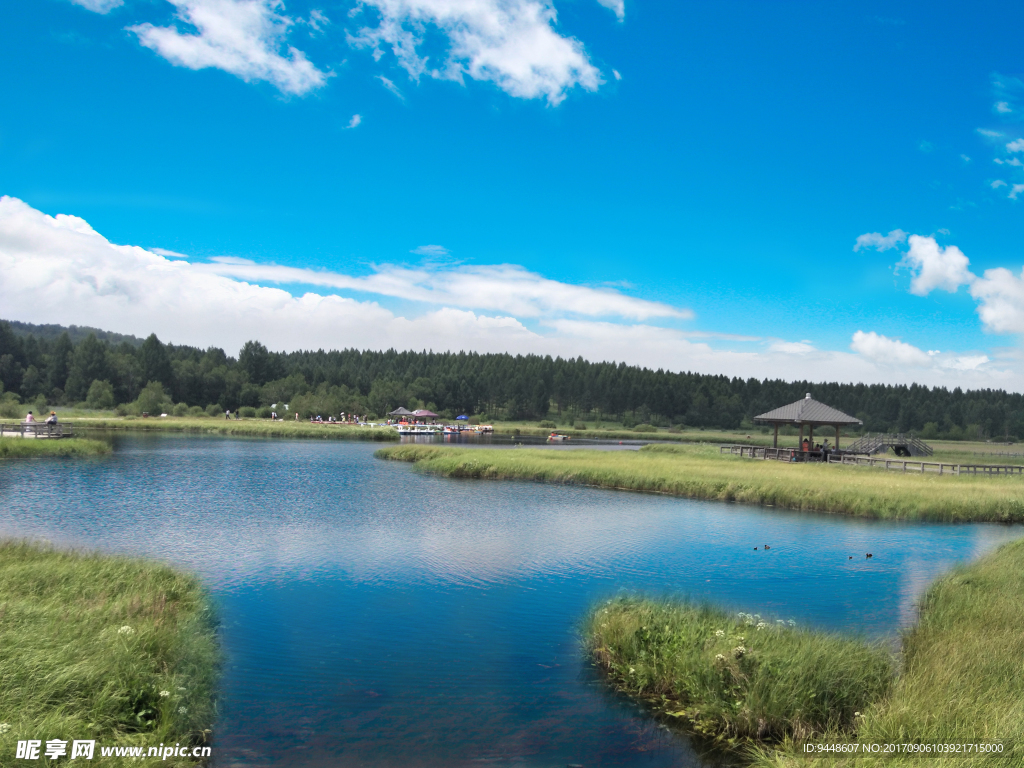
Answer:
xmin=835 ymin=425 xmax=840 ymax=450
xmin=809 ymin=424 xmax=814 ymax=448
xmin=773 ymin=423 xmax=779 ymax=448
xmin=799 ymin=424 xmax=804 ymax=449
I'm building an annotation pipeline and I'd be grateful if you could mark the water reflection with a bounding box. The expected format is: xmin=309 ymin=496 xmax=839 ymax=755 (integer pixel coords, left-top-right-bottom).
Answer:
xmin=0 ymin=435 xmax=1019 ymax=767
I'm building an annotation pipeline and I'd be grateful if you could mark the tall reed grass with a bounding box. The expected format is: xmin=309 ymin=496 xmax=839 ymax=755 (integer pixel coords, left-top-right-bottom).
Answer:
xmin=0 ymin=542 xmax=218 ymax=766
xmin=374 ymin=444 xmax=1024 ymax=522
xmin=584 ymin=599 xmax=893 ymax=745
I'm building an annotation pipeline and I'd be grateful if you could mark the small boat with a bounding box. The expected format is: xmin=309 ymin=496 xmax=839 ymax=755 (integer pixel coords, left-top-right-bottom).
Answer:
xmin=547 ymin=432 xmax=570 ymax=442
xmin=396 ymin=425 xmax=442 ymax=436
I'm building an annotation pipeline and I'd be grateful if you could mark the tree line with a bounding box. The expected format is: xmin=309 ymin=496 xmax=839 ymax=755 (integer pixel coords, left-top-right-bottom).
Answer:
xmin=1 ymin=319 xmax=1021 ymax=439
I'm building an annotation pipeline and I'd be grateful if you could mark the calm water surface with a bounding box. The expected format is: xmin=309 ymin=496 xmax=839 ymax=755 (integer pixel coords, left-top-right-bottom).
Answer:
xmin=0 ymin=435 xmax=1020 ymax=767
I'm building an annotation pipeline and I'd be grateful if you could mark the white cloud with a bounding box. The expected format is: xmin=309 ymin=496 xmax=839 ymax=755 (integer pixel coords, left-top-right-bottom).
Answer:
xmin=150 ymin=247 xmax=191 ymax=258
xmin=996 ymin=101 xmax=1012 ymax=113
xmin=900 ymin=234 xmax=972 ymax=295
xmin=68 ymin=0 xmax=124 ymax=11
xmin=350 ymin=0 xmax=603 ymax=105
xmin=612 ymin=69 xmax=621 ymax=80
xmin=1010 ymin=184 xmax=1024 ymax=200
xmin=992 ymin=179 xmax=1007 ymax=189
xmin=346 ymin=113 xmax=362 ymax=128
xmin=0 ymin=196 xmax=1015 ymax=389
xmin=377 ymin=75 xmax=405 ymax=99
xmin=850 ymin=331 xmax=933 ymax=367
xmin=969 ymin=267 xmax=1024 ymax=334
xmin=768 ymin=341 xmax=816 ymax=355
xmin=129 ymin=0 xmax=329 ymax=96
xmin=977 ymin=128 xmax=1004 ymax=138
xmin=596 ymin=0 xmax=624 ymax=22
xmin=853 ymin=229 xmax=907 ymax=252
xmin=410 ymin=244 xmax=449 ymax=256
xmin=199 ymin=259 xmax=691 ymax=320
xmin=1007 ymin=139 xmax=1024 ymax=152
xmin=961 ymin=154 xmax=971 ymax=163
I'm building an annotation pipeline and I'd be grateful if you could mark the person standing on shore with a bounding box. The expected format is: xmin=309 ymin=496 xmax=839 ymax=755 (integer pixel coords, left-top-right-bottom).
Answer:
xmin=24 ymin=410 xmax=34 ymax=423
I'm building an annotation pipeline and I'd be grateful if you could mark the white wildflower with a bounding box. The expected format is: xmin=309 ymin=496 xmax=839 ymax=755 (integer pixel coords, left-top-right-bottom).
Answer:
xmin=159 ymin=691 xmax=170 ymax=697
xmin=756 ymin=622 xmax=767 ymax=630
xmin=777 ymin=619 xmax=785 ymax=625
xmin=117 ymin=626 xmax=135 ymax=636
xmin=714 ymin=629 xmax=725 ymax=637
xmin=0 ymin=723 xmax=10 ymax=735
xmin=714 ymin=654 xmax=726 ymax=662
xmin=178 ymin=707 xmax=188 ymax=715
xmin=177 ymin=686 xmax=187 ymax=691
xmin=733 ymin=646 xmax=747 ymax=658
xmin=788 ymin=619 xmax=796 ymax=626
xmin=628 ymin=667 xmax=635 ymax=674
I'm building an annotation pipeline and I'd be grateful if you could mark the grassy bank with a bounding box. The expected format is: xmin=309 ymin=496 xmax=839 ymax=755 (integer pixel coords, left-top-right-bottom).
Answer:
xmin=585 ymin=599 xmax=893 ymax=745
xmin=587 ymin=538 xmax=1024 ymax=766
xmin=0 ymin=542 xmax=218 ymax=766
xmin=67 ymin=417 xmax=398 ymax=441
xmin=0 ymin=437 xmax=111 ymax=459
xmin=374 ymin=444 xmax=1024 ymax=522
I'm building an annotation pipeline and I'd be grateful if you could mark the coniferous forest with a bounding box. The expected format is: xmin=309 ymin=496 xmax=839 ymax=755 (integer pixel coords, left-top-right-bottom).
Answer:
xmin=0 ymin=319 xmax=1021 ymax=439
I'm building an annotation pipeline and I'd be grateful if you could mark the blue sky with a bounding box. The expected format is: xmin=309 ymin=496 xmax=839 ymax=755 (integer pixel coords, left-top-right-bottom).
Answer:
xmin=2 ymin=0 xmax=1024 ymax=388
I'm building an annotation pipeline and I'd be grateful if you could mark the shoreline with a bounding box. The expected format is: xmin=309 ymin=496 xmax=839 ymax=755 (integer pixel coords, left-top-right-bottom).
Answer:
xmin=66 ymin=417 xmax=399 ymax=441
xmin=374 ymin=444 xmax=1024 ymax=523
xmin=586 ymin=538 xmax=1024 ymax=766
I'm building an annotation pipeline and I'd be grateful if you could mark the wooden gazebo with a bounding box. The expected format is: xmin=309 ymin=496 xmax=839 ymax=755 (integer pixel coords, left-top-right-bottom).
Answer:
xmin=754 ymin=393 xmax=862 ymax=449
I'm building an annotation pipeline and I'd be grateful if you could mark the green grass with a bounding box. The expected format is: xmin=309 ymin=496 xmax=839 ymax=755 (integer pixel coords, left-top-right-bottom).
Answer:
xmin=374 ymin=443 xmax=1024 ymax=522
xmin=0 ymin=541 xmax=218 ymax=766
xmin=0 ymin=437 xmax=111 ymax=459
xmin=66 ymin=417 xmax=398 ymax=441
xmin=584 ymin=599 xmax=893 ymax=746
xmin=587 ymin=538 xmax=1024 ymax=765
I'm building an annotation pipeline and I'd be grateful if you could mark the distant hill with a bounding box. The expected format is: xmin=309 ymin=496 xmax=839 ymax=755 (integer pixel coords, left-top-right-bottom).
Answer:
xmin=4 ymin=319 xmax=144 ymax=347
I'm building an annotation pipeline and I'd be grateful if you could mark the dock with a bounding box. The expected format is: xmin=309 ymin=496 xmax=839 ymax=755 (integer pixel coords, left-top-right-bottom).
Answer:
xmin=0 ymin=423 xmax=74 ymax=439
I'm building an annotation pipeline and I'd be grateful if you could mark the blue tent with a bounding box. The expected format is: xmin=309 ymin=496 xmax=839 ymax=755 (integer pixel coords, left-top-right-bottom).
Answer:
xmin=456 ymin=414 xmax=469 ymax=420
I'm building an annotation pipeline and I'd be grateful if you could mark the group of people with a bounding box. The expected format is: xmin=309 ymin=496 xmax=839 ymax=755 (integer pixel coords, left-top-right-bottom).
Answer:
xmin=23 ymin=410 xmax=58 ymax=425
xmin=801 ymin=438 xmax=832 ymax=458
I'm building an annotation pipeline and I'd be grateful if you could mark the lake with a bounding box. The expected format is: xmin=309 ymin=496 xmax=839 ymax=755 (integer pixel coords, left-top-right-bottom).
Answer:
xmin=0 ymin=434 xmax=1019 ymax=767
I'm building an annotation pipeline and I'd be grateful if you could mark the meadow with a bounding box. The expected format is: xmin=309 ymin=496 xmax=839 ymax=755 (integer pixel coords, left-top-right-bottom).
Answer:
xmin=587 ymin=538 xmax=1024 ymax=766
xmin=0 ymin=437 xmax=111 ymax=459
xmin=375 ymin=443 xmax=1024 ymax=522
xmin=0 ymin=542 xmax=218 ymax=767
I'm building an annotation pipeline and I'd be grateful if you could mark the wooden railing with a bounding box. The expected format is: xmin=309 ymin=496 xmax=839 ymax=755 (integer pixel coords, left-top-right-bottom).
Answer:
xmin=721 ymin=443 xmax=1024 ymax=477
xmin=0 ymin=423 xmax=73 ymax=438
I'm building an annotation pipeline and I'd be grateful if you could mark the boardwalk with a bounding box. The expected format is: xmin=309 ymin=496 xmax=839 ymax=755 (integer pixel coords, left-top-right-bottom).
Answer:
xmin=0 ymin=423 xmax=74 ymax=439
xmin=720 ymin=444 xmax=1024 ymax=477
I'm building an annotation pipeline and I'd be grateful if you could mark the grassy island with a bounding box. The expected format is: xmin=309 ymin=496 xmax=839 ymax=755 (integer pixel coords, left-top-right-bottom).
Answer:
xmin=0 ymin=437 xmax=111 ymax=459
xmin=586 ymin=538 xmax=1024 ymax=766
xmin=0 ymin=542 xmax=218 ymax=766
xmin=374 ymin=443 xmax=1024 ymax=522
xmin=68 ymin=417 xmax=398 ymax=442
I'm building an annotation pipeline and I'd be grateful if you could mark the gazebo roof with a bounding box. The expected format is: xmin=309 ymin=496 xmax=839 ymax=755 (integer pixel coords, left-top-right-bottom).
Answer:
xmin=388 ymin=407 xmax=415 ymax=416
xmin=754 ymin=394 xmax=862 ymax=426
xmin=412 ymin=409 xmax=439 ymax=418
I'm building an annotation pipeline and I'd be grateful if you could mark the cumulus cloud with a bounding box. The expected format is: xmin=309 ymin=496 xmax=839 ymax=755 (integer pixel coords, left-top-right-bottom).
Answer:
xmin=969 ymin=267 xmax=1024 ymax=334
xmin=350 ymin=0 xmax=603 ymax=105
xmin=596 ymin=0 xmax=624 ymax=21
xmin=0 ymin=196 xmax=1015 ymax=388
xmin=996 ymin=101 xmax=1012 ymax=113
xmin=69 ymin=0 xmax=124 ymax=11
xmin=1007 ymin=139 xmax=1024 ymax=153
xmin=129 ymin=0 xmax=329 ymax=96
xmin=853 ymin=229 xmax=907 ymax=252
xmin=850 ymin=331 xmax=990 ymax=372
xmin=346 ymin=113 xmax=362 ymax=128
xmin=1010 ymin=184 xmax=1024 ymax=200
xmin=992 ymin=179 xmax=1007 ymax=189
xmin=900 ymin=234 xmax=972 ymax=295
